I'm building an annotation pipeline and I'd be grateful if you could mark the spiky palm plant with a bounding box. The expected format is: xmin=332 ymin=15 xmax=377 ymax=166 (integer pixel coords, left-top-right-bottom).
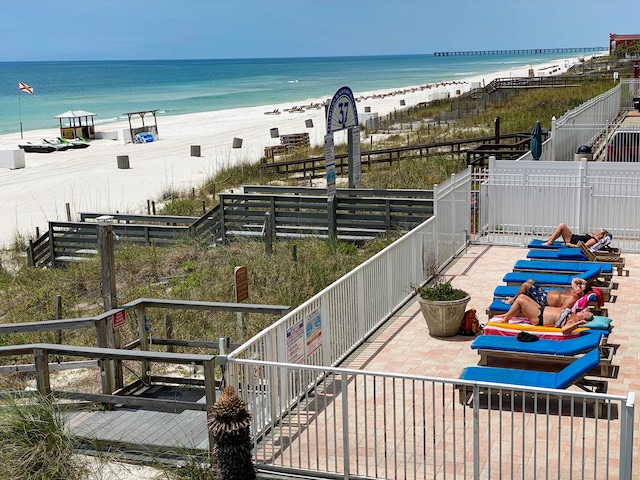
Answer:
xmin=207 ymin=386 xmax=256 ymax=480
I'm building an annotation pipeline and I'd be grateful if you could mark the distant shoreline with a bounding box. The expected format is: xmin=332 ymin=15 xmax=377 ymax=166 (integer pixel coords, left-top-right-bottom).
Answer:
xmin=0 ymin=52 xmax=605 ymax=136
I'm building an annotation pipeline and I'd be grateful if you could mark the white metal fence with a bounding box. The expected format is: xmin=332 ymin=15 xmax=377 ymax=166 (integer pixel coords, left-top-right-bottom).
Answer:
xmin=551 ymin=79 xmax=640 ymax=161
xmin=228 ymin=359 xmax=634 ymax=480
xmin=475 ymin=157 xmax=640 ymax=250
xmin=224 ymin=166 xmax=636 ymax=479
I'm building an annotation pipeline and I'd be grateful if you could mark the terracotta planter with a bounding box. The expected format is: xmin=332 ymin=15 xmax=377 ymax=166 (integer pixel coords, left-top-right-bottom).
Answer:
xmin=418 ymin=295 xmax=471 ymax=337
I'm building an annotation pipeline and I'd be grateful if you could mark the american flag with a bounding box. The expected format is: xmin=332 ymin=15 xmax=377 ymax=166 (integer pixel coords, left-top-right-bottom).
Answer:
xmin=18 ymin=81 xmax=34 ymax=95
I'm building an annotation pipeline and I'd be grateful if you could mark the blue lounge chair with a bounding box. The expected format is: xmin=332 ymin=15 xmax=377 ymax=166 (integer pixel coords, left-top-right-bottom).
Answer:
xmin=493 ymin=285 xmax=560 ymax=298
xmin=527 ymin=239 xmax=566 ymax=249
xmin=513 ymin=259 xmax=613 ymax=278
xmin=459 ymin=348 xmax=604 ymax=391
xmin=502 ymin=270 xmax=611 ymax=301
xmin=527 ymin=249 xmax=626 ymax=276
xmin=503 ymin=269 xmax=601 ymax=286
xmin=470 ymin=331 xmax=613 ymax=377
xmin=528 ymin=238 xmax=621 ymax=256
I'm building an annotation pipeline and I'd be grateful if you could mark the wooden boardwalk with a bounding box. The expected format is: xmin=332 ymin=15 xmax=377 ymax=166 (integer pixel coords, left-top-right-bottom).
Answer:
xmin=66 ymin=385 xmax=210 ymax=457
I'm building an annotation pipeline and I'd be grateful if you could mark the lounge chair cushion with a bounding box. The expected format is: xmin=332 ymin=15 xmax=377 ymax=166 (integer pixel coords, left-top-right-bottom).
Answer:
xmin=513 ymin=259 xmax=612 ymax=275
xmin=582 ymin=315 xmax=613 ymax=330
xmin=493 ymin=285 xmax=561 ymax=298
xmin=460 ymin=348 xmax=601 ymax=389
xmin=470 ymin=330 xmax=602 ymax=355
xmin=527 ymin=249 xmax=588 ymax=261
xmin=503 ymin=269 xmax=601 ymax=285
xmin=528 ymin=239 xmax=565 ymax=249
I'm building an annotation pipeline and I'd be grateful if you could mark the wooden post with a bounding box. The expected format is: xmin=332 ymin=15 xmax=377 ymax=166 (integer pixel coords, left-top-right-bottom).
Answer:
xmin=137 ymin=305 xmax=150 ymax=383
xmin=204 ymin=357 xmax=217 ymax=458
xmin=328 ymin=195 xmax=337 ymax=242
xmin=165 ymin=313 xmax=174 ymax=353
xmin=54 ymin=295 xmax=62 ymax=343
xmin=66 ymin=203 xmax=71 ymax=221
xmin=264 ymin=211 xmax=273 ymax=255
xmin=34 ymin=348 xmax=51 ymax=397
xmin=98 ymin=223 xmax=122 ymax=388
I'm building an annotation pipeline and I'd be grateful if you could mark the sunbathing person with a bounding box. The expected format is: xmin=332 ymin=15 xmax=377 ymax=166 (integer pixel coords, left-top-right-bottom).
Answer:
xmin=542 ymin=223 xmax=608 ymax=248
xmin=497 ymin=295 xmax=593 ymax=334
xmin=503 ymin=277 xmax=589 ymax=309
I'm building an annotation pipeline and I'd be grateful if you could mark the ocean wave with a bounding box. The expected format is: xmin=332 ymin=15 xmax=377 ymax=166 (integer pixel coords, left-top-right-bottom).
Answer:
xmin=287 ymin=80 xmax=300 ymax=83
xmin=453 ymin=72 xmax=478 ymax=76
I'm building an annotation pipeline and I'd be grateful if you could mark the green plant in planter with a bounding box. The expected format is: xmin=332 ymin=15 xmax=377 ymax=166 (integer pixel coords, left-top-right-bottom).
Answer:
xmin=416 ymin=278 xmax=468 ymax=301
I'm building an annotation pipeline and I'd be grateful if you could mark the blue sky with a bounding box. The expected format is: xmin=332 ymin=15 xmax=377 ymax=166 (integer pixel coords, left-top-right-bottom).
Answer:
xmin=0 ymin=0 xmax=636 ymax=61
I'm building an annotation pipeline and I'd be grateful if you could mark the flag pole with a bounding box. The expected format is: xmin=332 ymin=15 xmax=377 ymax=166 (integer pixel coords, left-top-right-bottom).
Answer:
xmin=18 ymin=87 xmax=23 ymax=139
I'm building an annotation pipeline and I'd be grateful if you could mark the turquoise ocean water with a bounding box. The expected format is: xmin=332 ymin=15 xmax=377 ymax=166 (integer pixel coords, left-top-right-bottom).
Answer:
xmin=0 ymin=53 xmax=591 ymax=135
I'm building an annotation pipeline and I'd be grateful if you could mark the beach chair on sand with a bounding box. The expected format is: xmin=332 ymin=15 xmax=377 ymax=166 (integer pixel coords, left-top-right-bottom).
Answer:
xmin=469 ymin=331 xmax=615 ymax=377
xmin=458 ymin=349 xmax=608 ymax=409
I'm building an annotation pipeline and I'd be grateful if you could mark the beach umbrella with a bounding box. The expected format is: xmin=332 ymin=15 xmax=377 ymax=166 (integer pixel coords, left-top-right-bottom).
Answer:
xmin=530 ymin=121 xmax=543 ymax=160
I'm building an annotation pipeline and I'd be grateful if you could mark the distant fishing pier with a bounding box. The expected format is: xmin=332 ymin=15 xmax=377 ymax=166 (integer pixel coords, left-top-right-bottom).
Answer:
xmin=434 ymin=46 xmax=606 ymax=56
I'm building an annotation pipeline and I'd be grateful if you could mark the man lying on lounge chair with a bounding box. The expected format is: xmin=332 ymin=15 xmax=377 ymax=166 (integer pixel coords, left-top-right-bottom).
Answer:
xmin=502 ymin=277 xmax=589 ymax=309
xmin=495 ymin=295 xmax=593 ymax=334
xmin=542 ymin=223 xmax=608 ymax=249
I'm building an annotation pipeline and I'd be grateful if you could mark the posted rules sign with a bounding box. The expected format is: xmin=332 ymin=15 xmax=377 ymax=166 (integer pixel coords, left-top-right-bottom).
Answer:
xmin=112 ymin=309 xmax=126 ymax=329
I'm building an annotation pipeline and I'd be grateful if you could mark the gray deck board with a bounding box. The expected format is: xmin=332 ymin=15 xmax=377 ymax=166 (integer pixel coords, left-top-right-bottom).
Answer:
xmin=65 ymin=386 xmax=210 ymax=454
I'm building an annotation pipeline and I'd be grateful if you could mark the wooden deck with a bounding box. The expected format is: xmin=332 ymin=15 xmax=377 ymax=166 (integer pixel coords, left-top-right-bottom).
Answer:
xmin=66 ymin=385 xmax=210 ymax=457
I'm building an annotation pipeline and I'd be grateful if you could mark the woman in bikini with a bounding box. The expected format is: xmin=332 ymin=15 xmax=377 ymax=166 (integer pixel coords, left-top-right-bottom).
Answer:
xmin=542 ymin=223 xmax=608 ymax=248
xmin=497 ymin=294 xmax=593 ymax=334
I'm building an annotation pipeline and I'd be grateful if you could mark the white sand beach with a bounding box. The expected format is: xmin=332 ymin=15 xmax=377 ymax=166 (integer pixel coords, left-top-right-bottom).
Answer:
xmin=0 ymin=57 xmax=582 ymax=249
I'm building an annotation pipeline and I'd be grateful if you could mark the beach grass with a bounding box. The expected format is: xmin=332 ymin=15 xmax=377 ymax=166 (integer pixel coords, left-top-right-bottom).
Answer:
xmin=0 ymin=394 xmax=86 ymax=480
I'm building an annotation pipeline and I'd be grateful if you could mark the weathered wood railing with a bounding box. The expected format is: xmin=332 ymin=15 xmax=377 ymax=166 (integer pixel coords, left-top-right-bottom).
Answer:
xmin=28 ymin=205 xmax=222 ymax=268
xmin=219 ymin=189 xmax=434 ymax=243
xmin=259 ymin=133 xmax=532 ymax=178
xmin=0 ymin=298 xmax=289 ymax=398
xmin=27 ymin=187 xmax=432 ymax=268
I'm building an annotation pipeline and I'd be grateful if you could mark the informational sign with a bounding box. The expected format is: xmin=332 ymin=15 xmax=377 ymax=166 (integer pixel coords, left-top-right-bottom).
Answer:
xmin=305 ymin=308 xmax=323 ymax=358
xmin=325 ymin=133 xmax=336 ymax=198
xmin=112 ymin=309 xmax=126 ymax=329
xmin=326 ymin=86 xmax=359 ymax=134
xmin=234 ymin=266 xmax=249 ymax=302
xmin=286 ymin=320 xmax=305 ymax=364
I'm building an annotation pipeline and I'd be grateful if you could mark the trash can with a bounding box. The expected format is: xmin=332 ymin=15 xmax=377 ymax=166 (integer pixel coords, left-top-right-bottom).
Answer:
xmin=190 ymin=145 xmax=201 ymax=157
xmin=574 ymin=145 xmax=593 ymax=162
xmin=633 ymin=97 xmax=640 ymax=112
xmin=117 ymin=155 xmax=130 ymax=169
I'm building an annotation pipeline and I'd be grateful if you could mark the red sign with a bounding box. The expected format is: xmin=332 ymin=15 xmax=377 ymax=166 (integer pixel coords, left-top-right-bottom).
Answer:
xmin=112 ymin=309 xmax=127 ymax=329
xmin=235 ymin=266 xmax=249 ymax=302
